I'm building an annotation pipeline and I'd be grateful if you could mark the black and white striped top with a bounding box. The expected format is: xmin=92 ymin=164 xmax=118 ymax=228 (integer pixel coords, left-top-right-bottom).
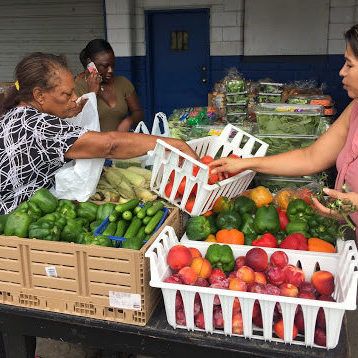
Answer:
xmin=0 ymin=106 xmax=88 ymax=214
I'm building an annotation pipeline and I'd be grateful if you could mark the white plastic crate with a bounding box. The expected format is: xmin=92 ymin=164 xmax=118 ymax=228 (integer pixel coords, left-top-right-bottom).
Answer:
xmin=145 ymin=226 xmax=358 ymax=349
xmin=149 ymin=124 xmax=268 ymax=216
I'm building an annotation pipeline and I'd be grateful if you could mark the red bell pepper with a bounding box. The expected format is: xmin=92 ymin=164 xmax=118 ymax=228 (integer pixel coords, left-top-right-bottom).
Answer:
xmin=277 ymin=208 xmax=289 ymax=231
xmin=279 ymin=233 xmax=308 ymax=251
xmin=252 ymin=233 xmax=278 ymax=248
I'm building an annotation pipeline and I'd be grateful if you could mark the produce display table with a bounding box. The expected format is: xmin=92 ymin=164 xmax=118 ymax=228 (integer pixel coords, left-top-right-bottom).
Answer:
xmin=0 ymin=302 xmax=349 ymax=358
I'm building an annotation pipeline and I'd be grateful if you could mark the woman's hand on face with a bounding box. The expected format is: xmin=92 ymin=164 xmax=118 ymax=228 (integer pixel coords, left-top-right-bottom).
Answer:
xmin=65 ymin=97 xmax=88 ymax=118
xmin=86 ymin=71 xmax=101 ymax=94
xmin=311 ymin=187 xmax=358 ymax=220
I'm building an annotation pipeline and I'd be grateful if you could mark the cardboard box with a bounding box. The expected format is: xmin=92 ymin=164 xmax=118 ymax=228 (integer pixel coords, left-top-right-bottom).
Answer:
xmin=0 ymin=207 xmax=182 ymax=326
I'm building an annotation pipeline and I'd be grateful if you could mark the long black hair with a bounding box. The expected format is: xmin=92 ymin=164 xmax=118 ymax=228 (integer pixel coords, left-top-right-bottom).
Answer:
xmin=345 ymin=24 xmax=358 ymax=57
xmin=79 ymin=39 xmax=114 ymax=68
xmin=0 ymin=52 xmax=69 ymax=115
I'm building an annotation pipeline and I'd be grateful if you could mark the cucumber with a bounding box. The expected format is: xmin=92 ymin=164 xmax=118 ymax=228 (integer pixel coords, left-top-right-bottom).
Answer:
xmin=134 ymin=206 xmax=142 ymax=214
xmin=124 ymin=217 xmax=142 ymax=239
xmin=102 ymin=222 xmax=117 ymax=236
xmin=122 ymin=210 xmax=133 ymax=221
xmin=144 ymin=210 xmax=164 ymax=234
xmin=136 ymin=227 xmax=146 ymax=242
xmin=142 ymin=216 xmax=151 ymax=225
xmin=137 ymin=202 xmax=153 ymax=219
xmin=115 ymin=220 xmax=128 ymax=237
xmin=108 ymin=210 xmax=120 ymax=222
xmin=115 ymin=199 xmax=140 ymax=213
xmin=146 ymin=201 xmax=164 ymax=216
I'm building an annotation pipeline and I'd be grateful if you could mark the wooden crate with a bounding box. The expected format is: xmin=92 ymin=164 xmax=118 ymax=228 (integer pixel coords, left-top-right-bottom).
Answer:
xmin=0 ymin=207 xmax=182 ymax=326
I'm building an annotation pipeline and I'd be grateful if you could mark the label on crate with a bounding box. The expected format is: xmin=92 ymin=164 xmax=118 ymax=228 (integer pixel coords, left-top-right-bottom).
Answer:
xmin=109 ymin=291 xmax=141 ymax=310
xmin=45 ymin=266 xmax=58 ymax=277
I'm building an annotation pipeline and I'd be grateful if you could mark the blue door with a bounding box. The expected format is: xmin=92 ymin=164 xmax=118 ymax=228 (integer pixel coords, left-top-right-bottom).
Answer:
xmin=146 ymin=9 xmax=210 ymax=118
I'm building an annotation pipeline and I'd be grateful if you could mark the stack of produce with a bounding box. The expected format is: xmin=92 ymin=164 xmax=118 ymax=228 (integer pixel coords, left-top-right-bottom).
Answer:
xmin=92 ymin=165 xmax=157 ymax=203
xmin=0 ymin=187 xmax=166 ymax=250
xmin=167 ymin=106 xmax=225 ymax=141
xmin=257 ymin=81 xmax=284 ymax=104
xmin=253 ymin=103 xmax=324 ymax=191
xmin=163 ymin=242 xmax=336 ymax=347
xmin=184 ymin=185 xmax=340 ymax=253
xmin=224 ymin=77 xmax=248 ymax=125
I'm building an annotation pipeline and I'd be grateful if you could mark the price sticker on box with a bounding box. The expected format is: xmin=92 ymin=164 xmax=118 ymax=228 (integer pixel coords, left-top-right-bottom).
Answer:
xmin=45 ymin=266 xmax=58 ymax=278
xmin=109 ymin=291 xmax=141 ymax=310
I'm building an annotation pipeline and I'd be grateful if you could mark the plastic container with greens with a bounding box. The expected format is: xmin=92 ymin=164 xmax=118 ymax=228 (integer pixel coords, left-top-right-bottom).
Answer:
xmin=259 ymin=82 xmax=284 ymax=94
xmin=287 ymin=94 xmax=332 ymax=107
xmin=226 ymin=92 xmax=248 ymax=104
xmin=254 ymin=103 xmax=323 ymax=135
xmin=226 ymin=104 xmax=247 ymax=114
xmin=226 ymin=113 xmax=247 ymax=125
xmin=256 ymin=133 xmax=317 ymax=155
xmin=257 ymin=93 xmax=282 ymax=103
xmin=253 ymin=175 xmax=316 ymax=193
xmin=225 ymin=79 xmax=246 ymax=93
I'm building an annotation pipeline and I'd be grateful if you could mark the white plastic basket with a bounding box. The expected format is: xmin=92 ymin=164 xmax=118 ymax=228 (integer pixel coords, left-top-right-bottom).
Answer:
xmin=150 ymin=124 xmax=269 ymax=216
xmin=145 ymin=226 xmax=358 ymax=349
xmin=134 ymin=112 xmax=170 ymax=167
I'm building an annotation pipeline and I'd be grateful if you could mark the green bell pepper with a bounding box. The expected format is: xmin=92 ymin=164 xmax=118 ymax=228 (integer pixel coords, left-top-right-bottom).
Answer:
xmin=28 ymin=188 xmax=58 ymax=214
xmin=285 ymin=221 xmax=309 ymax=238
xmin=233 ymin=196 xmax=257 ymax=216
xmin=254 ymin=205 xmax=280 ymax=234
xmin=4 ymin=211 xmax=32 ymax=237
xmin=56 ymin=199 xmax=77 ymax=219
xmin=96 ymin=203 xmax=116 ymax=222
xmin=205 ymin=244 xmax=235 ymax=272
xmin=0 ymin=214 xmax=9 ymax=234
xmin=40 ymin=212 xmax=67 ymax=230
xmin=79 ymin=232 xmax=95 ymax=245
xmin=28 ymin=217 xmax=61 ymax=241
xmin=77 ymin=202 xmax=98 ymax=222
xmin=186 ymin=216 xmax=212 ymax=241
xmin=240 ymin=213 xmax=258 ymax=245
xmin=60 ymin=218 xmax=86 ymax=243
xmin=15 ymin=201 xmax=43 ymax=222
xmin=308 ymin=215 xmax=339 ymax=244
xmin=206 ymin=215 xmax=218 ymax=234
xmin=90 ymin=220 xmax=102 ymax=233
xmin=216 ymin=211 xmax=242 ymax=230
xmin=287 ymin=199 xmax=313 ymax=223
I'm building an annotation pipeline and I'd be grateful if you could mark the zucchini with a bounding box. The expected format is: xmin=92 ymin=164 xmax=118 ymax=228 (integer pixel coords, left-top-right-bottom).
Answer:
xmin=137 ymin=202 xmax=153 ymax=219
xmin=115 ymin=199 xmax=140 ymax=213
xmin=144 ymin=210 xmax=164 ymax=234
xmin=142 ymin=216 xmax=151 ymax=225
xmin=146 ymin=201 xmax=164 ymax=216
xmin=102 ymin=222 xmax=117 ymax=236
xmin=124 ymin=217 xmax=142 ymax=239
xmin=115 ymin=220 xmax=128 ymax=237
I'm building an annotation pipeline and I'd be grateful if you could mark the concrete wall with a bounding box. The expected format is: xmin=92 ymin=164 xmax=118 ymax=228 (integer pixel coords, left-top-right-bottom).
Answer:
xmin=105 ymin=0 xmax=358 ymax=125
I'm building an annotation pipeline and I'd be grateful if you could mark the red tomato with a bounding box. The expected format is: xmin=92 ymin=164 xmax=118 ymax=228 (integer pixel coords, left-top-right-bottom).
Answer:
xmin=200 ymin=155 xmax=214 ymax=165
xmin=177 ymin=177 xmax=186 ymax=196
xmin=185 ymin=197 xmax=196 ymax=213
xmin=190 ymin=184 xmax=198 ymax=196
xmin=208 ymin=173 xmax=219 ymax=185
xmin=165 ymin=182 xmax=180 ymax=199
xmin=169 ymin=171 xmax=175 ymax=182
xmin=192 ymin=165 xmax=199 ymax=176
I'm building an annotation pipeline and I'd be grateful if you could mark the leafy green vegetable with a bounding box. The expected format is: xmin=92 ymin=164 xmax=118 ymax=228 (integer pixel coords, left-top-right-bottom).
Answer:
xmin=258 ymin=94 xmax=282 ymax=103
xmin=258 ymin=135 xmax=316 ymax=155
xmin=226 ymin=79 xmax=246 ymax=93
xmin=226 ymin=93 xmax=248 ymax=103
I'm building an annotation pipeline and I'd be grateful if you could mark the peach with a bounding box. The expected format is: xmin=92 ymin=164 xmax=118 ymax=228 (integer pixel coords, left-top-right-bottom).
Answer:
xmin=189 ymin=247 xmax=202 ymax=259
xmin=265 ymin=283 xmax=281 ymax=296
xmin=191 ymin=257 xmax=212 ymax=279
xmin=266 ymin=266 xmax=285 ymax=286
xmin=178 ymin=266 xmax=198 ymax=285
xmin=164 ymin=274 xmax=183 ymax=284
xmin=294 ymin=307 xmax=305 ymax=333
xmin=270 ymin=251 xmax=288 ymax=268
xmin=209 ymin=268 xmax=226 ymax=284
xmin=298 ymin=291 xmax=316 ymax=300
xmin=167 ymin=245 xmax=192 ymax=271
xmin=299 ymin=281 xmax=317 ymax=296
xmin=274 ymin=319 xmax=298 ymax=340
xmin=195 ymin=311 xmax=205 ymax=329
xmin=314 ymin=327 xmax=326 ymax=347
xmin=280 ymin=283 xmax=299 ymax=297
xmin=213 ymin=306 xmax=224 ymax=329
xmin=284 ymin=264 xmax=305 ymax=287
xmin=195 ymin=277 xmax=210 ymax=287
xmin=232 ymin=311 xmax=243 ymax=334
xmin=252 ymin=301 xmax=263 ymax=328
xmin=229 ymin=277 xmax=247 ymax=291
xmin=245 ymin=247 xmax=268 ymax=272
xmin=236 ymin=265 xmax=255 ymax=283
xmin=210 ymin=278 xmax=229 ymax=290
xmin=176 ymin=309 xmax=186 ymax=325
xmin=249 ymin=282 xmax=266 ymax=294
xmin=316 ymin=295 xmax=335 ymax=330
xmin=254 ymin=271 xmax=267 ymax=285
xmin=233 ymin=297 xmax=241 ymax=313
xmin=311 ymin=271 xmax=335 ymax=296
xmin=235 ymin=256 xmax=246 ymax=270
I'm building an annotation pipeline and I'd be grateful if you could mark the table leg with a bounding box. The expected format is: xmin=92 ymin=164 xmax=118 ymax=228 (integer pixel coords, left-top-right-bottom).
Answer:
xmin=1 ymin=333 xmax=35 ymax=358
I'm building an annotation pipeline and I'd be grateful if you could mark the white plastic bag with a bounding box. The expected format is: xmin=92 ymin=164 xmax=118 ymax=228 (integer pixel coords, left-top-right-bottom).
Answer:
xmin=51 ymin=92 xmax=105 ymax=202
xmin=134 ymin=112 xmax=170 ymax=167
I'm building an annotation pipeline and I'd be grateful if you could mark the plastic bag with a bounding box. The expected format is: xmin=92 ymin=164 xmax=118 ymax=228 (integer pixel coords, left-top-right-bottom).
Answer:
xmin=51 ymin=92 xmax=105 ymax=201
